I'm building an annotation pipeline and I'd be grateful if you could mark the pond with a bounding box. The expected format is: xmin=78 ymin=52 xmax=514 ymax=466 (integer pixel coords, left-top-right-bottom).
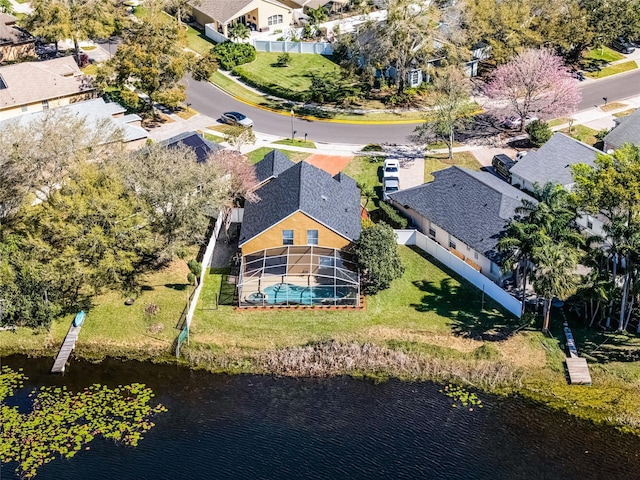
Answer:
xmin=3 ymin=355 xmax=640 ymax=480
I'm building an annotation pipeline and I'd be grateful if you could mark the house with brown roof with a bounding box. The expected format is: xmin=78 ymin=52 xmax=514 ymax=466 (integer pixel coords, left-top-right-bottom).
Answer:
xmin=0 ymin=56 xmax=95 ymax=120
xmin=192 ymin=0 xmax=294 ymax=38
xmin=0 ymin=13 xmax=36 ymax=64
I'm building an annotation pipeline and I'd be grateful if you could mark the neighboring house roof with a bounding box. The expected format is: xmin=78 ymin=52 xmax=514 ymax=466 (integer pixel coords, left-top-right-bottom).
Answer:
xmin=0 ymin=97 xmax=148 ymax=143
xmin=389 ymin=166 xmax=535 ymax=262
xmin=192 ymin=0 xmax=290 ymax=24
xmin=254 ymin=149 xmax=296 ymax=184
xmin=509 ymin=133 xmax=601 ymax=188
xmin=0 ymin=13 xmax=34 ymax=47
xmin=603 ymin=108 xmax=640 ymax=149
xmin=160 ymin=131 xmax=223 ymax=163
xmin=0 ymin=57 xmax=94 ymax=110
xmin=240 ymin=160 xmax=362 ymax=246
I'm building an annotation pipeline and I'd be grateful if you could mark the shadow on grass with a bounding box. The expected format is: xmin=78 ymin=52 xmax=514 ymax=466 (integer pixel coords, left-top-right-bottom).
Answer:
xmin=564 ymin=320 xmax=640 ymax=363
xmin=165 ymin=283 xmax=189 ymax=291
xmin=407 ymin=246 xmax=518 ymax=341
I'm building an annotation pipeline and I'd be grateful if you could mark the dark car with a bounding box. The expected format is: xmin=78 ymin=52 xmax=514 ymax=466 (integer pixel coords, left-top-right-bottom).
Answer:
xmin=611 ymin=37 xmax=636 ymax=54
xmin=220 ymin=111 xmax=254 ymax=128
xmin=491 ymin=154 xmax=516 ymax=182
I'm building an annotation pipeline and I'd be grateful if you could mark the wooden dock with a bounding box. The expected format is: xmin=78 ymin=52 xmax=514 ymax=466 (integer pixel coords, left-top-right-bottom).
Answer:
xmin=563 ymin=321 xmax=592 ymax=386
xmin=51 ymin=323 xmax=82 ymax=373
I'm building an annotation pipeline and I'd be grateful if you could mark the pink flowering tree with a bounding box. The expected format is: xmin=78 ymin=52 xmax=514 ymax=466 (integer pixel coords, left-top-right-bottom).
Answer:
xmin=483 ymin=49 xmax=581 ymax=131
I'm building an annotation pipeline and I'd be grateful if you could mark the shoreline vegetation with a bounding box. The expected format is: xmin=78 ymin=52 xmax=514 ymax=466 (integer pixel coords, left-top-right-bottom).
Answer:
xmin=3 ymin=247 xmax=640 ymax=437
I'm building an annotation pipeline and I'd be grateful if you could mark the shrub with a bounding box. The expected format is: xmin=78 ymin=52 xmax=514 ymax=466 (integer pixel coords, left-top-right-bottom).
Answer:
xmin=276 ymin=52 xmax=291 ymax=67
xmin=191 ymin=52 xmax=219 ymax=82
xmin=212 ymin=42 xmax=256 ymax=70
xmin=353 ymin=222 xmax=404 ymax=295
xmin=525 ymin=120 xmax=552 ymax=147
xmin=378 ymin=202 xmax=409 ymax=229
xmin=362 ymin=144 xmax=384 ymax=152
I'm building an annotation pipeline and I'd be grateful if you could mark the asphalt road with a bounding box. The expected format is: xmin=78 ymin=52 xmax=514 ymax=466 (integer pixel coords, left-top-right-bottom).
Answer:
xmin=186 ymin=69 xmax=640 ymax=145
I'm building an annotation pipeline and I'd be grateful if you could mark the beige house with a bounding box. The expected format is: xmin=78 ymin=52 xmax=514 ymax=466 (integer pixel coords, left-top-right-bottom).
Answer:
xmin=0 ymin=13 xmax=36 ymax=63
xmin=0 ymin=57 xmax=95 ymax=121
xmin=192 ymin=0 xmax=293 ymax=37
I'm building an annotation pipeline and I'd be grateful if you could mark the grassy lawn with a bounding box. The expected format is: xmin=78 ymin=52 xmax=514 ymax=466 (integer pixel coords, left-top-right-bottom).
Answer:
xmin=203 ymin=132 xmax=226 ymax=143
xmin=0 ymin=256 xmax=196 ymax=359
xmin=184 ymin=25 xmax=216 ymax=55
xmin=81 ymin=64 xmax=98 ymax=75
xmin=174 ymin=106 xmax=198 ymax=120
xmin=233 ymin=52 xmax=342 ymax=101
xmin=614 ymin=108 xmax=637 ymax=118
xmin=342 ymin=154 xmax=384 ymax=189
xmin=583 ymin=46 xmax=625 ymax=63
xmin=548 ymin=117 xmax=572 ymax=128
xmin=273 ymin=138 xmax=317 ymax=149
xmin=601 ymin=101 xmax=627 ymax=112
xmin=424 ymin=152 xmax=482 ymax=183
xmin=245 ymin=147 xmax=311 ymax=164
xmin=561 ymin=125 xmax=599 ymax=146
xmin=585 ymin=60 xmax=638 ymax=78
xmin=190 ymin=246 xmax=520 ymax=352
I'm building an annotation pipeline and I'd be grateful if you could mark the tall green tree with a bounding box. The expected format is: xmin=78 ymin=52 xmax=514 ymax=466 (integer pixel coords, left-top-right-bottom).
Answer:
xmin=353 ymin=222 xmax=404 ymax=294
xmin=532 ymin=241 xmax=580 ymax=333
xmin=413 ymin=66 xmax=476 ymax=160
xmin=104 ymin=4 xmax=188 ymax=112
xmin=355 ymin=0 xmax=437 ymax=94
xmin=572 ymin=144 xmax=640 ymax=332
xmin=24 ymin=0 xmax=122 ymax=60
xmin=227 ymin=22 xmax=250 ymax=43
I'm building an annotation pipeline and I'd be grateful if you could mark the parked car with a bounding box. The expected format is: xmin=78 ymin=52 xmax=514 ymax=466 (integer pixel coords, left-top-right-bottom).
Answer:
xmin=502 ymin=115 xmax=538 ymax=129
xmin=610 ymin=37 xmax=635 ymax=54
xmin=382 ymin=177 xmax=400 ymax=200
xmin=221 ymin=111 xmax=254 ymax=128
xmin=383 ymin=159 xmax=400 ymax=179
xmin=491 ymin=154 xmax=516 ymax=182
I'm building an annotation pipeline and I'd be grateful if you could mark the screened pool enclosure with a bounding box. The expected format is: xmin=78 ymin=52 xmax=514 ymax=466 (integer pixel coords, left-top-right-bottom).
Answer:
xmin=238 ymin=246 xmax=360 ymax=307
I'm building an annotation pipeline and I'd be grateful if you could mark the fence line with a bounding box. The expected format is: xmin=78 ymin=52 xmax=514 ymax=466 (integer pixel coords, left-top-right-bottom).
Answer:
xmin=252 ymin=40 xmax=333 ymax=55
xmin=176 ymin=213 xmax=225 ymax=357
xmin=395 ymin=229 xmax=522 ymax=318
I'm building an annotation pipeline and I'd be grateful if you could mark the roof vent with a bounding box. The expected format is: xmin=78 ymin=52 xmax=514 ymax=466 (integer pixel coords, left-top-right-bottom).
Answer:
xmin=321 ymin=195 xmax=327 ymax=201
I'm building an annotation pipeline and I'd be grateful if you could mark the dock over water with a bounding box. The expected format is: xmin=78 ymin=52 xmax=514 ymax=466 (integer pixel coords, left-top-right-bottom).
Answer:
xmin=563 ymin=321 xmax=592 ymax=385
xmin=51 ymin=323 xmax=82 ymax=373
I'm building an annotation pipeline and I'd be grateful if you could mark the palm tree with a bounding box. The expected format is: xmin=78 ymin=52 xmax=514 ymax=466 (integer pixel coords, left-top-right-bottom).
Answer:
xmin=227 ymin=23 xmax=250 ymax=43
xmin=532 ymin=241 xmax=580 ymax=333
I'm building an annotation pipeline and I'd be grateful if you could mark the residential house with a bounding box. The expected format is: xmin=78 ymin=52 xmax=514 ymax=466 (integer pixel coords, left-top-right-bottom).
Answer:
xmin=388 ymin=166 xmax=535 ymax=284
xmin=0 ymin=56 xmax=95 ymax=120
xmin=192 ymin=0 xmax=293 ymax=39
xmin=508 ymin=133 xmax=601 ymax=192
xmin=603 ymin=108 xmax=640 ymax=152
xmin=253 ymin=149 xmax=296 ymax=186
xmin=160 ymin=131 xmax=224 ymax=162
xmin=237 ymin=158 xmax=362 ymax=307
xmin=0 ymin=97 xmax=149 ymax=149
xmin=0 ymin=13 xmax=36 ymax=63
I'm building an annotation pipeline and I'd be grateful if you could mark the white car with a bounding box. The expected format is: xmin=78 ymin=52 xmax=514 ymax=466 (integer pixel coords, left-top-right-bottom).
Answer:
xmin=383 ymin=159 xmax=400 ymax=179
xmin=221 ymin=111 xmax=254 ymax=128
xmin=383 ymin=177 xmax=399 ymax=200
xmin=502 ymin=115 xmax=538 ymax=129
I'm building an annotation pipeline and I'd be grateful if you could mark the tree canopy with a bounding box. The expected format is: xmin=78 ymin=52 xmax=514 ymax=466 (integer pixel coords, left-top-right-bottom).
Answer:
xmin=353 ymin=222 xmax=404 ymax=294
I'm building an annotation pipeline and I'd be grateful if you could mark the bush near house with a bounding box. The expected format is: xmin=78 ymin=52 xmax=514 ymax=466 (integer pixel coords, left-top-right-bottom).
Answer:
xmin=526 ymin=120 xmax=553 ymax=147
xmin=213 ymin=42 xmax=256 ymax=70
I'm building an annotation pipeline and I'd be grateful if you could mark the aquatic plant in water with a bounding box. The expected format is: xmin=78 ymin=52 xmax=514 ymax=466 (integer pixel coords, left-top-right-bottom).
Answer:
xmin=0 ymin=365 xmax=166 ymax=479
xmin=440 ymin=384 xmax=483 ymax=410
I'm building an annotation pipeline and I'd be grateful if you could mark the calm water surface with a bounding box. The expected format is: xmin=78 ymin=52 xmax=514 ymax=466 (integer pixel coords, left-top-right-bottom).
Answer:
xmin=3 ymin=355 xmax=640 ymax=480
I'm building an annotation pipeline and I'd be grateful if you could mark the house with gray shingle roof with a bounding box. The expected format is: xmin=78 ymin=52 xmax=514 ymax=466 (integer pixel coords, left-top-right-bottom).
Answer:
xmin=508 ymin=133 xmax=600 ymax=192
xmin=191 ymin=0 xmax=293 ymax=39
xmin=603 ymin=108 xmax=640 ymax=152
xmin=388 ymin=166 xmax=535 ymax=283
xmin=161 ymin=131 xmax=223 ymax=163
xmin=0 ymin=13 xmax=35 ymax=64
xmin=253 ymin=149 xmax=296 ymax=186
xmin=237 ymin=157 xmax=362 ymax=307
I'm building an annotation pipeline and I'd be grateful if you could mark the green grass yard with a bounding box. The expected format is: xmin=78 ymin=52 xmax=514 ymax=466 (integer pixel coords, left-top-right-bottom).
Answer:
xmin=245 ymin=147 xmax=311 ymax=164
xmin=583 ymin=46 xmax=625 ymax=63
xmin=560 ymin=124 xmax=599 ymax=147
xmin=424 ymin=152 xmax=482 ymax=183
xmin=585 ymin=60 xmax=638 ymax=79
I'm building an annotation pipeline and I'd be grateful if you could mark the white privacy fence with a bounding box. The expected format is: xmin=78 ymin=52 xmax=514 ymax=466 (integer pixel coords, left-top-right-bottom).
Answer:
xmin=394 ymin=229 xmax=522 ymax=318
xmin=253 ymin=40 xmax=333 ymax=54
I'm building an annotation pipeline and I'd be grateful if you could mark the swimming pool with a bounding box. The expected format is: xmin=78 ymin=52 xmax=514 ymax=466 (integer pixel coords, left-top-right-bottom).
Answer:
xmin=261 ymin=283 xmax=350 ymax=305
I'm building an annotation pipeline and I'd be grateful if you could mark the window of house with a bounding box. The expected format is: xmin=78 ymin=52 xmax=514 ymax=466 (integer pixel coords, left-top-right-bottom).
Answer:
xmin=268 ymin=14 xmax=283 ymax=25
xmin=449 ymin=240 xmax=456 ymax=250
xmin=587 ymin=219 xmax=593 ymax=229
xmin=307 ymin=229 xmax=318 ymax=245
xmin=428 ymin=227 xmax=436 ymax=238
xmin=319 ymin=256 xmax=335 ymax=267
xmin=282 ymin=229 xmax=294 ymax=245
xmin=474 ymin=251 xmax=479 ymax=260
xmin=41 ymin=99 xmax=49 ymax=110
